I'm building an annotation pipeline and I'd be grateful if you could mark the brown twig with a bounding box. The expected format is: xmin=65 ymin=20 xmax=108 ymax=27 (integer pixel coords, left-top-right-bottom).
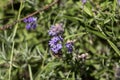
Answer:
xmin=0 ymin=0 xmax=59 ymax=30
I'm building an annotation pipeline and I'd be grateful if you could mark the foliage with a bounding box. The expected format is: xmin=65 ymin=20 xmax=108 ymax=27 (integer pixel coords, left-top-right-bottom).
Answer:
xmin=0 ymin=0 xmax=120 ymax=80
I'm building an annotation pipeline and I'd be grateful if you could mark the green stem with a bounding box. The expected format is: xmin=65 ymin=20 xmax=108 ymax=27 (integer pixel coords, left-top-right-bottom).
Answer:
xmin=97 ymin=25 xmax=120 ymax=56
xmin=11 ymin=1 xmax=24 ymax=41
xmin=28 ymin=64 xmax=33 ymax=80
xmin=8 ymin=1 xmax=24 ymax=80
xmin=8 ymin=42 xmax=14 ymax=80
xmin=65 ymin=33 xmax=86 ymax=40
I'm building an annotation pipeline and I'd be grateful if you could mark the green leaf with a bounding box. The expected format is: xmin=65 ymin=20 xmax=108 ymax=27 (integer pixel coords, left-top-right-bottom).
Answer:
xmin=58 ymin=71 xmax=65 ymax=78
xmin=87 ymin=28 xmax=107 ymax=40
xmin=87 ymin=28 xmax=120 ymax=56
xmin=84 ymin=6 xmax=93 ymax=16
xmin=107 ymin=40 xmax=120 ymax=56
xmin=113 ymin=0 xmax=117 ymax=12
xmin=41 ymin=62 xmax=62 ymax=74
xmin=65 ymin=32 xmax=86 ymax=40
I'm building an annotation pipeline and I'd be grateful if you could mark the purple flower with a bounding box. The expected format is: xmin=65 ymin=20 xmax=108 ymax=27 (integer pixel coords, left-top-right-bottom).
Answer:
xmin=23 ymin=17 xmax=37 ymax=30
xmin=51 ymin=43 xmax=62 ymax=54
xmin=31 ymin=22 xmax=37 ymax=29
xmin=49 ymin=36 xmax=60 ymax=46
xmin=65 ymin=41 xmax=73 ymax=53
xmin=23 ymin=17 xmax=37 ymax=23
xmin=118 ymin=0 xmax=120 ymax=6
xmin=82 ymin=0 xmax=87 ymax=4
xmin=48 ymin=24 xmax=64 ymax=36
xmin=49 ymin=36 xmax=63 ymax=54
xmin=48 ymin=23 xmax=64 ymax=54
xmin=26 ymin=24 xmax=31 ymax=30
xmin=48 ymin=25 xmax=57 ymax=36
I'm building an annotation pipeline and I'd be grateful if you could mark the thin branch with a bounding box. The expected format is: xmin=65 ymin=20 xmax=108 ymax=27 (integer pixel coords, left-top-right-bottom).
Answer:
xmin=0 ymin=0 xmax=59 ymax=30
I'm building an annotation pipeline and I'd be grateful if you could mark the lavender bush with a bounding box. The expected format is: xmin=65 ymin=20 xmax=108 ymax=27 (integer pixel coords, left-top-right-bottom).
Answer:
xmin=0 ymin=0 xmax=120 ymax=80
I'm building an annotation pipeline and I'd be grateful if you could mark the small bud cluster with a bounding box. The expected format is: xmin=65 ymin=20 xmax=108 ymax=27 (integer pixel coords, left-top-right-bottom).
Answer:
xmin=82 ymin=0 xmax=87 ymax=4
xmin=65 ymin=40 xmax=74 ymax=53
xmin=49 ymin=36 xmax=63 ymax=54
xmin=77 ymin=53 xmax=88 ymax=60
xmin=23 ymin=17 xmax=37 ymax=30
xmin=118 ymin=0 xmax=120 ymax=6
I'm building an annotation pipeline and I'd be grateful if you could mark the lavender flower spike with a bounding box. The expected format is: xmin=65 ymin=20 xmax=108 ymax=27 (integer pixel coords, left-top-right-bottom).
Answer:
xmin=65 ymin=40 xmax=74 ymax=53
xmin=48 ymin=23 xmax=64 ymax=36
xmin=48 ymin=23 xmax=64 ymax=54
xmin=23 ymin=17 xmax=37 ymax=23
xmin=49 ymin=36 xmax=60 ymax=47
xmin=23 ymin=17 xmax=37 ymax=30
xmin=51 ymin=43 xmax=62 ymax=54
xmin=49 ymin=36 xmax=63 ymax=54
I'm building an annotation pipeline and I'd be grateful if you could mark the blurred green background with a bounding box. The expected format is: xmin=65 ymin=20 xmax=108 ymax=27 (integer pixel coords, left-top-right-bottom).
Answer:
xmin=0 ymin=0 xmax=120 ymax=80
